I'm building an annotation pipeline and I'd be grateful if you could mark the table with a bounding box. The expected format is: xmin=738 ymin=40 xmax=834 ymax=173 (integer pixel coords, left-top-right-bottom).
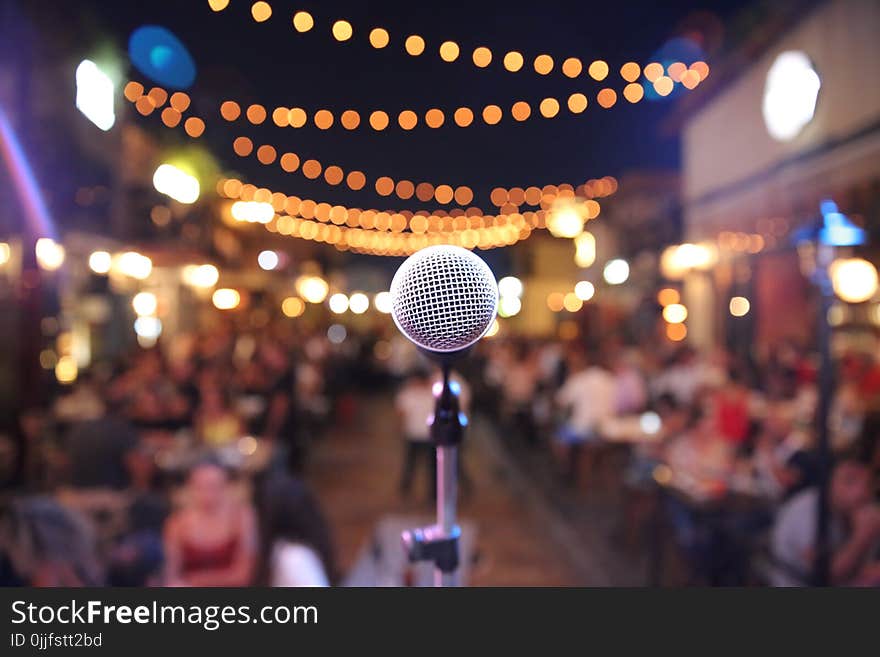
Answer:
xmin=150 ymin=433 xmax=275 ymax=477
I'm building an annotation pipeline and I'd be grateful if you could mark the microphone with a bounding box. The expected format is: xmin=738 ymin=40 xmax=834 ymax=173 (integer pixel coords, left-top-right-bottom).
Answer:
xmin=390 ymin=244 xmax=498 ymax=586
xmin=389 ymin=245 xmax=499 ymax=359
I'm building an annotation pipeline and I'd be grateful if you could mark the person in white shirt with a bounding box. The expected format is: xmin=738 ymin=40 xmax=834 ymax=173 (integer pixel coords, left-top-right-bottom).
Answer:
xmin=554 ymin=350 xmax=616 ymax=484
xmin=396 ymin=369 xmax=437 ymax=500
xmin=260 ymin=475 xmax=334 ymax=587
xmin=771 ymin=460 xmax=880 ymax=586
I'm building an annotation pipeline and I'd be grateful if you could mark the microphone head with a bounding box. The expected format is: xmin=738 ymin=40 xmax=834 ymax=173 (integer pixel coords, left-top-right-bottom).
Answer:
xmin=390 ymin=245 xmax=499 ymax=354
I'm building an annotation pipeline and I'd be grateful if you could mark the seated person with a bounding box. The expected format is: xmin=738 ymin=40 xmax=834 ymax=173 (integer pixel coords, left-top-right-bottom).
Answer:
xmin=0 ymin=496 xmax=103 ymax=586
xmin=750 ymin=400 xmax=815 ymax=499
xmin=259 ymin=475 xmax=334 ymax=587
xmin=63 ymin=405 xmax=140 ymax=490
xmin=163 ymin=460 xmax=257 ymax=586
xmin=195 ymin=383 xmax=243 ymax=447
xmin=665 ymin=407 xmax=734 ymax=494
xmin=771 ymin=459 xmax=880 ymax=586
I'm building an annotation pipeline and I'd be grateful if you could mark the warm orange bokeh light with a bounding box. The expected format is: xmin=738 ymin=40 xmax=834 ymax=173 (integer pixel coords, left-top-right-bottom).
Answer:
xmin=369 ymin=110 xmax=389 ymax=130
xmin=533 ymin=54 xmax=554 ymax=75
xmin=340 ymin=110 xmax=360 ymax=130
xmin=653 ymin=76 xmax=674 ymax=96
xmin=584 ymin=199 xmax=601 ymax=219
xmin=562 ymin=57 xmax=582 ymax=78
xmin=623 ymin=83 xmax=644 ymax=103
xmin=666 ymin=323 xmax=687 ymax=341
xmin=680 ymin=70 xmax=700 ymax=89
xmin=170 ymin=92 xmax=190 ymax=112
xmin=369 ymin=28 xmax=389 ymax=48
xmin=251 ymin=2 xmax=271 ymax=22
xmin=346 ymin=170 xmax=366 ymax=190
xmin=588 ymin=60 xmax=609 ymax=81
xmin=620 ymin=62 xmax=641 ymax=82
xmin=288 ymin=107 xmax=307 ymax=128
xmin=439 ymin=41 xmax=460 ymax=62
xmin=124 ymin=81 xmax=144 ymax=102
xmin=563 ymin=293 xmax=583 ymax=313
xmin=148 ymin=87 xmax=168 ymax=107
xmin=425 ymin=108 xmax=445 ymax=128
xmin=233 ymin=136 xmax=253 ymax=157
xmin=398 ymin=110 xmax=418 ymax=130
xmin=405 ymin=35 xmax=425 ymax=56
xmin=220 ymin=100 xmax=240 ymax=121
xmin=332 ymin=20 xmax=353 ymax=41
xmin=280 ymin=152 xmax=300 ymax=172
xmin=644 ymin=62 xmax=664 ymax=82
xmin=184 ymin=117 xmax=205 ymax=138
xmin=395 ymin=180 xmax=415 ymax=199
xmin=246 ymin=104 xmax=267 ymax=124
xmin=454 ymin=107 xmax=474 ymax=127
xmin=667 ymin=62 xmax=687 ymax=82
xmin=490 ymin=188 xmax=508 ymax=206
xmin=597 ymin=88 xmax=617 ymax=108
xmin=539 ymin=98 xmax=560 ymax=118
xmin=314 ymin=109 xmax=334 ymax=129
xmin=324 ymin=166 xmax=344 ymax=185
xmin=272 ymin=106 xmax=289 ymax=127
xmin=161 ymin=107 xmax=181 ymax=127
xmin=482 ymin=104 xmax=502 ymax=125
xmin=454 ymin=186 xmax=474 ymax=205
xmin=375 ymin=176 xmax=395 ymax=196
xmin=567 ymin=93 xmax=588 ymax=114
xmin=511 ymin=101 xmax=531 ymax=121
xmin=472 ymin=46 xmax=492 ymax=68
xmin=657 ymin=288 xmax=680 ymax=307
xmin=416 ymin=182 xmax=434 ymax=202
xmin=690 ymin=61 xmax=710 ymax=80
xmin=434 ymin=185 xmax=454 ymax=204
xmin=547 ymin=293 xmax=565 ymax=312
xmin=302 ymin=159 xmax=322 ymax=179
xmin=292 ymin=11 xmax=313 ymax=32
xmin=503 ymin=51 xmax=524 ymax=72
xmin=409 ymin=215 xmax=428 ymax=233
xmin=256 ymin=144 xmax=276 ymax=164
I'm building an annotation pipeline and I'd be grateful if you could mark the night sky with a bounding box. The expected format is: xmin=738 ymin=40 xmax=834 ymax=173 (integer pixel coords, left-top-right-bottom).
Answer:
xmin=30 ymin=0 xmax=743 ymax=211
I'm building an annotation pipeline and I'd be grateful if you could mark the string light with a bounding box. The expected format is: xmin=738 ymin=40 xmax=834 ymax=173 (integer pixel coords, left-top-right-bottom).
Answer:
xmin=229 ymin=134 xmax=610 ymax=208
xmin=218 ymin=175 xmax=614 ymax=241
xmin=214 ymin=6 xmax=699 ymax=86
xmin=374 ymin=291 xmax=393 ymax=313
xmin=293 ymin=11 xmax=314 ymax=32
xmin=212 ymin=288 xmax=241 ymax=310
xmin=251 ymin=2 xmax=272 ymax=22
xmin=88 ymin=250 xmax=112 ymax=274
xmin=35 ymin=238 xmax=65 ymax=271
xmin=332 ymin=20 xmax=353 ymax=42
xmin=119 ymin=57 xmax=701 ymax=139
xmin=222 ymin=188 xmax=541 ymax=256
xmin=282 ymin=296 xmax=306 ymax=317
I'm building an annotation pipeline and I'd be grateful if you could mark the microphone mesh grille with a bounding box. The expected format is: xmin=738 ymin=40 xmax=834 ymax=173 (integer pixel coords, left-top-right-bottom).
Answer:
xmin=390 ymin=245 xmax=499 ymax=353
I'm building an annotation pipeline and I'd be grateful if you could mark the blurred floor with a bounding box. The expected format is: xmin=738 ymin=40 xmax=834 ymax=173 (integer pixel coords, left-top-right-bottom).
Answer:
xmin=306 ymin=392 xmax=640 ymax=586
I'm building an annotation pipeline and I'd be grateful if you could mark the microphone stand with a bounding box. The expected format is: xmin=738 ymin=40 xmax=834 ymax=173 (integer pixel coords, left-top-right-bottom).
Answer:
xmin=401 ymin=363 xmax=464 ymax=586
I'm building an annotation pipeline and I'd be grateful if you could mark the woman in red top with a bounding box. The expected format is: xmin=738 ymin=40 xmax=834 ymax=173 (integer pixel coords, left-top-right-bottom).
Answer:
xmin=163 ymin=460 xmax=257 ymax=586
xmin=714 ymin=373 xmax=750 ymax=446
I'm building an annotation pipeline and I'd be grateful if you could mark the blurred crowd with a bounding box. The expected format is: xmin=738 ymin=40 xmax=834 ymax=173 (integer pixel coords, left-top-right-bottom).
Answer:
xmin=0 ymin=321 xmax=381 ymax=587
xmin=2 ymin=318 xmax=880 ymax=587
xmin=471 ymin=336 xmax=880 ymax=586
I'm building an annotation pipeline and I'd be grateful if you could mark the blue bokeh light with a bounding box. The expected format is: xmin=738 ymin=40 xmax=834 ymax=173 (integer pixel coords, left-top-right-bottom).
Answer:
xmin=129 ymin=26 xmax=196 ymax=89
